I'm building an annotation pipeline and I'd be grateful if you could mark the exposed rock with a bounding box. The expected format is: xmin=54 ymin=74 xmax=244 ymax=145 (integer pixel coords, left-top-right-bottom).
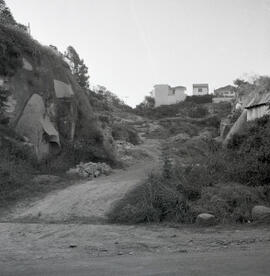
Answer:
xmin=67 ymin=162 xmax=112 ymax=179
xmin=252 ymin=205 xmax=270 ymax=221
xmin=22 ymin=58 xmax=33 ymax=71
xmin=15 ymin=94 xmax=60 ymax=160
xmin=1 ymin=23 xmax=117 ymax=163
xmin=196 ymin=213 xmax=216 ymax=226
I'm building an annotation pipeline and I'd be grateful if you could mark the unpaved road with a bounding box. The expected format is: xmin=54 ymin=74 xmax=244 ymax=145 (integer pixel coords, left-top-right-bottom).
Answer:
xmin=1 ymin=136 xmax=270 ymax=275
xmin=0 ymin=222 xmax=270 ymax=275
xmin=4 ymin=138 xmax=161 ymax=223
xmin=2 ymin=249 xmax=270 ymax=276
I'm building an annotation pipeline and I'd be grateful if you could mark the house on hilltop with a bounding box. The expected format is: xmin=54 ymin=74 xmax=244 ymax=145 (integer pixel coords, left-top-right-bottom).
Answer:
xmin=192 ymin=84 xmax=209 ymax=96
xmin=214 ymin=85 xmax=236 ymax=98
xmin=152 ymin=84 xmax=187 ymax=107
xmin=245 ymin=92 xmax=270 ymax=121
xmin=213 ymin=85 xmax=236 ymax=103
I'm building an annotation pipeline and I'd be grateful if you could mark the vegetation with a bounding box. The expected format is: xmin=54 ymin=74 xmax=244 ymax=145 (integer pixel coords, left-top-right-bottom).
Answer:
xmin=108 ymin=115 xmax=270 ymax=224
xmin=0 ymin=0 xmax=16 ymax=25
xmin=185 ymin=94 xmax=213 ymax=104
xmin=112 ymin=123 xmax=140 ymax=145
xmin=65 ymin=46 xmax=90 ymax=90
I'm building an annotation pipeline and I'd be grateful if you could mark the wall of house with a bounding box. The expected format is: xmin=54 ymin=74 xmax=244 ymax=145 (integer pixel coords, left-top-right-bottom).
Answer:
xmin=193 ymin=87 xmax=208 ymax=96
xmin=153 ymin=85 xmax=186 ymax=107
xmin=215 ymin=89 xmax=235 ymax=98
xmin=247 ymin=105 xmax=270 ymax=121
xmin=213 ymin=97 xmax=234 ymax=104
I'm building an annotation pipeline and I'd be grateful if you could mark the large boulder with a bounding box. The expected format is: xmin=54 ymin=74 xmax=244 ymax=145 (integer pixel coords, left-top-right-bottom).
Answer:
xmin=196 ymin=213 xmax=216 ymax=226
xmin=252 ymin=205 xmax=270 ymax=222
xmin=0 ymin=23 xmax=116 ymax=163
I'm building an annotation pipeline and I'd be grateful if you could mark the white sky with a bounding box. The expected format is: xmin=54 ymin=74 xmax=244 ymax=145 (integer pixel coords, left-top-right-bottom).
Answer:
xmin=6 ymin=0 xmax=270 ymax=107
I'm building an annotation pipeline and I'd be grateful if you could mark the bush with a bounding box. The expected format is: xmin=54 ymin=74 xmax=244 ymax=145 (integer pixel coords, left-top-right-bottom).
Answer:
xmin=226 ymin=115 xmax=270 ymax=186
xmin=108 ymin=172 xmax=193 ymax=224
xmin=185 ymin=95 xmax=213 ymax=104
xmin=194 ymin=183 xmax=260 ymax=223
xmin=0 ymin=132 xmax=37 ymax=206
xmin=188 ymin=105 xmax=209 ymax=118
xmin=112 ymin=123 xmax=140 ymax=145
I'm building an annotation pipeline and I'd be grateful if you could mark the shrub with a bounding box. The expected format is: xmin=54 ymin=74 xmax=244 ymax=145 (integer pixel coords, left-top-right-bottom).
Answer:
xmin=108 ymin=172 xmax=193 ymax=224
xmin=188 ymin=105 xmax=209 ymax=118
xmin=194 ymin=183 xmax=260 ymax=223
xmin=112 ymin=123 xmax=140 ymax=145
xmin=185 ymin=95 xmax=213 ymax=104
xmin=0 ymin=132 xmax=37 ymax=206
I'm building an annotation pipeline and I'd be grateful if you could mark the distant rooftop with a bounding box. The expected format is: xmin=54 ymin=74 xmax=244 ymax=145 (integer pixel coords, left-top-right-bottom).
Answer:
xmin=173 ymin=86 xmax=186 ymax=89
xmin=193 ymin=83 xmax=209 ymax=88
xmin=245 ymin=92 xmax=270 ymax=109
xmin=154 ymin=84 xmax=186 ymax=89
xmin=214 ymin=85 xmax=236 ymax=92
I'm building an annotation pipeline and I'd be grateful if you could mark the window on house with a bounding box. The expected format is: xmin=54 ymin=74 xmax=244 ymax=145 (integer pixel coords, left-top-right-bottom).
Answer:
xmin=198 ymin=88 xmax=203 ymax=92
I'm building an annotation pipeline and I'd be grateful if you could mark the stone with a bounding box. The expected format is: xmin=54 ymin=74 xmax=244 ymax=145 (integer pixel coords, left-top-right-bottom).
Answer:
xmin=22 ymin=58 xmax=33 ymax=71
xmin=196 ymin=213 xmax=216 ymax=226
xmin=66 ymin=162 xmax=112 ymax=179
xmin=252 ymin=205 xmax=270 ymax=221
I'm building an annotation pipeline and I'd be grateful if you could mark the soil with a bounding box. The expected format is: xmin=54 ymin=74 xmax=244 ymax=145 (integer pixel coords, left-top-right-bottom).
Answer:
xmin=1 ymin=125 xmax=270 ymax=275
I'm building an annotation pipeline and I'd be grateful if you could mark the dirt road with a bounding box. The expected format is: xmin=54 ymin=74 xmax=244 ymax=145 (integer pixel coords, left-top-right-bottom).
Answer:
xmin=2 ymin=249 xmax=270 ymax=276
xmin=0 ymin=222 xmax=270 ymax=275
xmin=1 ymin=136 xmax=270 ymax=275
xmin=4 ymin=138 xmax=161 ymax=223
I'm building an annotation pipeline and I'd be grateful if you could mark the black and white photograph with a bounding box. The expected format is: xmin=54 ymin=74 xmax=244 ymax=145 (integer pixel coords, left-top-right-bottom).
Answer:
xmin=0 ymin=0 xmax=270 ymax=275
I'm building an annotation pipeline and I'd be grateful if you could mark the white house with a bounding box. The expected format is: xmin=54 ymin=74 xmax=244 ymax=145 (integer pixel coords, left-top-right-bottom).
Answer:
xmin=245 ymin=92 xmax=270 ymax=121
xmin=192 ymin=84 xmax=209 ymax=96
xmin=152 ymin=84 xmax=187 ymax=107
xmin=213 ymin=85 xmax=236 ymax=103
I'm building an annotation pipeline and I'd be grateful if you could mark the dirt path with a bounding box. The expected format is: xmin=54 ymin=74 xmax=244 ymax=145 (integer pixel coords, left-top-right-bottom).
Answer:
xmin=0 ymin=222 xmax=270 ymax=275
xmin=1 ymin=134 xmax=270 ymax=275
xmin=4 ymin=138 xmax=161 ymax=223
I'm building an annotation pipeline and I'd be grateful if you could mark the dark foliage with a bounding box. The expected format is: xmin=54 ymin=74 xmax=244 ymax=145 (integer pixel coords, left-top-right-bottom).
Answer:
xmin=185 ymin=94 xmax=213 ymax=104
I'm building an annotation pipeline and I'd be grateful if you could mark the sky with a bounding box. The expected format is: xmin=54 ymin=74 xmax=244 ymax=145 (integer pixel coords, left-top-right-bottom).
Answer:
xmin=6 ymin=0 xmax=270 ymax=107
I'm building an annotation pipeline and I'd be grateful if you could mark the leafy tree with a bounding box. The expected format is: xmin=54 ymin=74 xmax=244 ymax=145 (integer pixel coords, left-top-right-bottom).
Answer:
xmin=0 ymin=0 xmax=16 ymax=25
xmin=65 ymin=46 xmax=90 ymax=89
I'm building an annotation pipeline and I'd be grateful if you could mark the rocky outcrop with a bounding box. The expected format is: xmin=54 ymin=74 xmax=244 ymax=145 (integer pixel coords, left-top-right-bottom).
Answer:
xmin=252 ymin=205 xmax=270 ymax=222
xmin=196 ymin=213 xmax=216 ymax=226
xmin=0 ymin=24 xmax=116 ymax=162
xmin=223 ymin=109 xmax=247 ymax=146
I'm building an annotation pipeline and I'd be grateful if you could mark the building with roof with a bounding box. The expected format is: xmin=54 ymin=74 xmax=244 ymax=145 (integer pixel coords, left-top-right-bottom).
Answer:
xmin=152 ymin=84 xmax=187 ymax=107
xmin=214 ymin=85 xmax=236 ymax=98
xmin=245 ymin=92 xmax=270 ymax=121
xmin=192 ymin=84 xmax=209 ymax=96
xmin=213 ymin=85 xmax=236 ymax=103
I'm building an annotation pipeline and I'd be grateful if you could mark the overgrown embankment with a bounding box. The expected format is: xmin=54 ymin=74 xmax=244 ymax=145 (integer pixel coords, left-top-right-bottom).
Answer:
xmin=108 ymin=111 xmax=270 ymax=225
xmin=0 ymin=22 xmax=120 ymax=207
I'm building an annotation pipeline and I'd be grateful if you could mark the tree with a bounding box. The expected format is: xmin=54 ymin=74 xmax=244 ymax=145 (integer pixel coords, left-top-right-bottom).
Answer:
xmin=0 ymin=0 xmax=16 ymax=25
xmin=65 ymin=46 xmax=90 ymax=90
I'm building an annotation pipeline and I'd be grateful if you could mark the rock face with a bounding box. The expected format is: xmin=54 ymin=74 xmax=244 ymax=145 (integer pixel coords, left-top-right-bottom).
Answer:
xmin=0 ymin=24 xmax=116 ymax=162
xmin=196 ymin=213 xmax=216 ymax=226
xmin=252 ymin=205 xmax=270 ymax=221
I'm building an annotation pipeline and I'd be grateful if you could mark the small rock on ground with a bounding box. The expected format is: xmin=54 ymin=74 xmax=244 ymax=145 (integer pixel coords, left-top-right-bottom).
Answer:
xmin=196 ymin=213 xmax=216 ymax=226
